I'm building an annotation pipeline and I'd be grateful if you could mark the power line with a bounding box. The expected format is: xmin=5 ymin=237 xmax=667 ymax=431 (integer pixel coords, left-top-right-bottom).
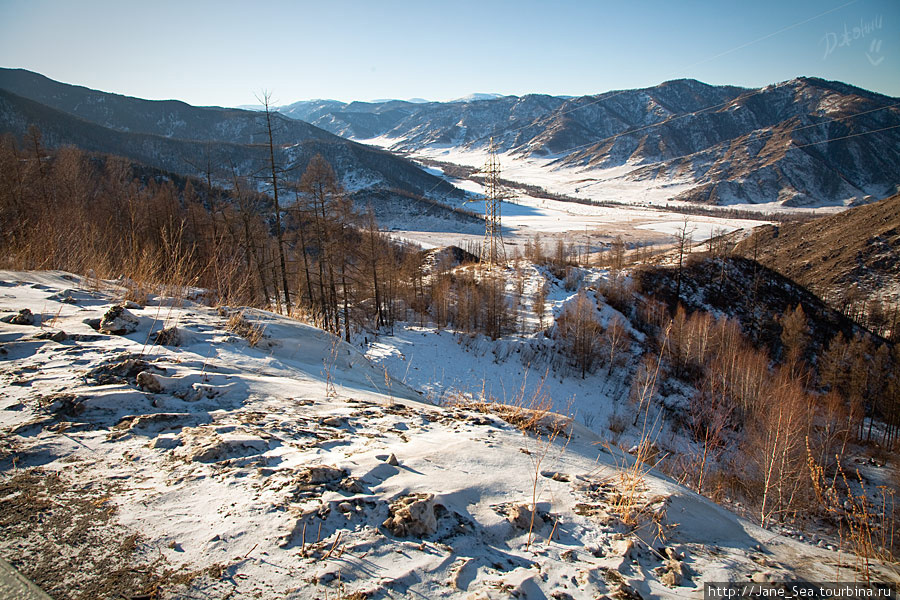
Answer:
xmin=472 ymin=0 xmax=861 ymax=150
xmin=414 ymin=101 xmax=899 ymax=201
xmin=792 ymin=123 xmax=900 ymax=148
xmin=405 ymin=0 xmax=879 ymax=201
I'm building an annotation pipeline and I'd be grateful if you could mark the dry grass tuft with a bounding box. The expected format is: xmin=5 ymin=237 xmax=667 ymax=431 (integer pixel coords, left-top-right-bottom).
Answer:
xmin=225 ymin=310 xmax=266 ymax=347
xmin=808 ymin=441 xmax=898 ymax=581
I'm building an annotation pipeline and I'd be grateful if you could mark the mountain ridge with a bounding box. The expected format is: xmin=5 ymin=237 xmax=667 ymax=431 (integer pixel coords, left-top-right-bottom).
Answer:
xmin=277 ymin=77 xmax=900 ymax=208
xmin=0 ymin=69 xmax=470 ymax=223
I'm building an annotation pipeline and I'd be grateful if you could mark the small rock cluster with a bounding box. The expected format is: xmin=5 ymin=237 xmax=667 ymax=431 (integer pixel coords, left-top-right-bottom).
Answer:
xmin=383 ymin=493 xmax=438 ymax=538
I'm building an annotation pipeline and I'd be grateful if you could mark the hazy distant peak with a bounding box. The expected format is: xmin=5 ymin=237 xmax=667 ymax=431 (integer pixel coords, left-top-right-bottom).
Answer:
xmin=452 ymin=93 xmax=506 ymax=103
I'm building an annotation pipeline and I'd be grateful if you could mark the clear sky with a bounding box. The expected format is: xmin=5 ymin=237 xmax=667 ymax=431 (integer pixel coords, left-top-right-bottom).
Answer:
xmin=1 ymin=0 xmax=898 ymax=107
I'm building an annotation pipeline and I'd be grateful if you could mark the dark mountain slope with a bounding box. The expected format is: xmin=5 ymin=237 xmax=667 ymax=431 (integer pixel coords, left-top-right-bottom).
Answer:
xmin=0 ymin=79 xmax=465 ymax=210
xmin=0 ymin=67 xmax=330 ymax=144
xmin=734 ymin=192 xmax=900 ymax=321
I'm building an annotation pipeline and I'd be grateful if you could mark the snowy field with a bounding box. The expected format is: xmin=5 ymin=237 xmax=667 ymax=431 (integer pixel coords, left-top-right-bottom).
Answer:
xmin=1 ymin=271 xmax=892 ymax=599
xmin=358 ymin=136 xmax=773 ymax=252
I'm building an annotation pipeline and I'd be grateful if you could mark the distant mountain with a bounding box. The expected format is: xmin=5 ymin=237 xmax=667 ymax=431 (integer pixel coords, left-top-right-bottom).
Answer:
xmin=278 ymin=78 xmax=900 ymax=208
xmin=452 ymin=93 xmax=507 ymax=103
xmin=0 ymin=69 xmax=466 ymax=219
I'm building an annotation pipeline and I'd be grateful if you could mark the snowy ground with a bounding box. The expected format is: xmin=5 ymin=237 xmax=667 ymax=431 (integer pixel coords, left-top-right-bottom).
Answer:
xmin=356 ymin=136 xmax=773 ymax=252
xmin=1 ymin=271 xmax=895 ymax=599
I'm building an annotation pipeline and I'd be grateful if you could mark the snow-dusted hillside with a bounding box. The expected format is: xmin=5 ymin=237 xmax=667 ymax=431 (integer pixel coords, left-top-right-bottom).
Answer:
xmin=281 ymin=78 xmax=900 ymax=210
xmin=1 ymin=271 xmax=895 ymax=599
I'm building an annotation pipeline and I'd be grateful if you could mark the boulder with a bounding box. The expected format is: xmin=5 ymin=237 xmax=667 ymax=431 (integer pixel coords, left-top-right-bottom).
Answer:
xmin=136 ymin=371 xmax=164 ymax=393
xmin=99 ymin=305 xmax=139 ymax=335
xmin=1 ymin=309 xmax=35 ymax=325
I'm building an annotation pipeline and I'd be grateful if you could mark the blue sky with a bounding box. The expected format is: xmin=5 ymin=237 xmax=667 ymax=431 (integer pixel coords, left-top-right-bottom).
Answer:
xmin=1 ymin=0 xmax=898 ymax=106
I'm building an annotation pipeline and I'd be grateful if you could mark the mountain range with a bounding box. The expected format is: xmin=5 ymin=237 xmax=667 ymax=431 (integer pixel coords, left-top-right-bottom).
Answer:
xmin=278 ymin=78 xmax=900 ymax=208
xmin=0 ymin=68 xmax=467 ymax=224
xmin=2 ymin=68 xmax=898 ymax=212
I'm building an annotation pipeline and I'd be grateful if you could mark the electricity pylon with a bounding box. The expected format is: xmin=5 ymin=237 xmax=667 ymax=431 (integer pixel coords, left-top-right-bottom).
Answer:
xmin=479 ymin=137 xmax=507 ymax=269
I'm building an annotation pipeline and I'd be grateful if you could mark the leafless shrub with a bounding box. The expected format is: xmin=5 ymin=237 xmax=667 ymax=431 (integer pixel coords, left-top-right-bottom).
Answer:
xmin=226 ymin=310 xmax=265 ymax=347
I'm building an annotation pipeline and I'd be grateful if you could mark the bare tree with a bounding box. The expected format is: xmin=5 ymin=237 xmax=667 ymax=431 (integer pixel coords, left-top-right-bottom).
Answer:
xmin=674 ymin=218 xmax=695 ymax=303
xmin=259 ymin=92 xmax=291 ymax=313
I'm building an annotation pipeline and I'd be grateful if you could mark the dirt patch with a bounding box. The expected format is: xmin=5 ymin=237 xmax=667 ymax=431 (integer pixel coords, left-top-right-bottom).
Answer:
xmin=0 ymin=468 xmax=216 ymax=599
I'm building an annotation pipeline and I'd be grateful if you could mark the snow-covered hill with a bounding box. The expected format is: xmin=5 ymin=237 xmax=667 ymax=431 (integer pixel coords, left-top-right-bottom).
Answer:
xmin=1 ymin=271 xmax=894 ymax=599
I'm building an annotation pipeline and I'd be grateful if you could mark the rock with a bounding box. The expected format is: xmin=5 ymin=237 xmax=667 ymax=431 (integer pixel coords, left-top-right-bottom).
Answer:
xmin=41 ymin=393 xmax=84 ymax=417
xmin=88 ymin=356 xmax=156 ymax=385
xmin=153 ymin=326 xmax=181 ymax=346
xmin=386 ymin=453 xmax=399 ymax=466
xmin=48 ymin=290 xmax=77 ymax=304
xmin=541 ymin=470 xmax=570 ymax=482
xmin=183 ymin=432 xmax=269 ymax=463
xmin=116 ymin=412 xmax=193 ymax=431
xmin=1 ymin=309 xmax=35 ymax=325
xmin=136 ymin=371 xmax=164 ymax=393
xmin=509 ymin=503 xmax=544 ymax=531
xmin=339 ymin=477 xmax=365 ymax=493
xmin=150 ymin=435 xmax=182 ymax=450
xmin=83 ymin=317 xmax=102 ymax=331
xmin=657 ymin=559 xmax=684 ymax=587
xmin=298 ymin=465 xmax=347 ymax=485
xmin=660 ymin=569 xmax=682 ymax=587
xmin=382 ymin=493 xmax=438 ymax=538
xmin=34 ymin=330 xmax=67 ymax=342
xmin=99 ymin=305 xmax=139 ymax=335
xmin=612 ymin=538 xmax=636 ymax=559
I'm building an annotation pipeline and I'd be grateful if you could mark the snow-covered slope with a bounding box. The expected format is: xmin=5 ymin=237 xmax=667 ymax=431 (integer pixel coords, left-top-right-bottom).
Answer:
xmin=280 ymin=78 xmax=900 ymax=209
xmin=0 ymin=271 xmax=893 ymax=599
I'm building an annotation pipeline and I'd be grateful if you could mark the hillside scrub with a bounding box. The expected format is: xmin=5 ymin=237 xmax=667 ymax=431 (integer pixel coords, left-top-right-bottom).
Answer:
xmin=0 ymin=133 xmax=428 ymax=340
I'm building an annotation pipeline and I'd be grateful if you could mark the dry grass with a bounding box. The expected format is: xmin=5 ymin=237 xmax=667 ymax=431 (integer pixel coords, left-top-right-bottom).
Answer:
xmin=808 ymin=443 xmax=898 ymax=581
xmin=601 ymin=330 xmax=669 ymax=538
xmin=225 ymin=310 xmax=266 ymax=347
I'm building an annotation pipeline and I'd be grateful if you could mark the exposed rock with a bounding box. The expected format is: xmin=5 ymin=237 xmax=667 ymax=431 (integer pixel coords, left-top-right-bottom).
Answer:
xmin=655 ymin=556 xmax=685 ymax=587
xmin=48 ymin=290 xmax=77 ymax=303
xmin=383 ymin=493 xmax=438 ymax=538
xmin=1 ymin=309 xmax=35 ymax=325
xmin=181 ymin=431 xmax=269 ymax=463
xmin=136 ymin=371 xmax=164 ymax=393
xmin=116 ymin=412 xmax=194 ymax=431
xmin=508 ymin=503 xmax=544 ymax=531
xmin=82 ymin=317 xmax=102 ymax=331
xmin=149 ymin=435 xmax=182 ymax=450
xmin=386 ymin=453 xmax=399 ymax=466
xmin=34 ymin=330 xmax=67 ymax=342
xmin=153 ymin=326 xmax=181 ymax=347
xmin=612 ymin=539 xmax=636 ymax=560
xmin=298 ymin=465 xmax=346 ymax=485
xmin=541 ymin=470 xmax=570 ymax=482
xmin=99 ymin=305 xmax=139 ymax=335
xmin=339 ymin=477 xmax=365 ymax=494
xmin=39 ymin=393 xmax=84 ymax=417
xmin=87 ymin=356 xmax=154 ymax=385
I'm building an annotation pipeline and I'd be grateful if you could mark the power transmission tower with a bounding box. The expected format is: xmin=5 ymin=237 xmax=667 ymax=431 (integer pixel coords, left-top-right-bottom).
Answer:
xmin=480 ymin=137 xmax=507 ymax=268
